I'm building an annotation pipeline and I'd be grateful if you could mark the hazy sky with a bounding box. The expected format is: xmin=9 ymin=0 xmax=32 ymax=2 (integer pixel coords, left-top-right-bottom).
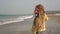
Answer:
xmin=0 ymin=0 xmax=60 ymax=15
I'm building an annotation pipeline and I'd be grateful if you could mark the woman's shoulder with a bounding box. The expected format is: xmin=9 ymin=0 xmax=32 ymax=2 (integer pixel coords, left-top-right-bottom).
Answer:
xmin=44 ymin=14 xmax=48 ymax=18
xmin=45 ymin=14 xmax=48 ymax=16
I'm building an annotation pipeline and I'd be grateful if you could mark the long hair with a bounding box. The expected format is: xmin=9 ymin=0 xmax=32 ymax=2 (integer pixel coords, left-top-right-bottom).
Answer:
xmin=32 ymin=4 xmax=47 ymax=34
xmin=35 ymin=4 xmax=46 ymax=27
xmin=36 ymin=4 xmax=45 ymax=16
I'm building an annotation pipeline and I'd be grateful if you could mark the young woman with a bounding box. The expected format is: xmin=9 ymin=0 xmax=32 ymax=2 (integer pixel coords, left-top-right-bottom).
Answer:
xmin=32 ymin=4 xmax=48 ymax=34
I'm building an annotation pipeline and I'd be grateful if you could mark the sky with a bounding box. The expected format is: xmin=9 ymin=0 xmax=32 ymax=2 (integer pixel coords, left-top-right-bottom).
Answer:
xmin=0 ymin=0 xmax=60 ymax=15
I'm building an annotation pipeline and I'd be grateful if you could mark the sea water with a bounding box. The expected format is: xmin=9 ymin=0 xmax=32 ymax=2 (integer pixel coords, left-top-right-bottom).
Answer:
xmin=0 ymin=14 xmax=33 ymax=25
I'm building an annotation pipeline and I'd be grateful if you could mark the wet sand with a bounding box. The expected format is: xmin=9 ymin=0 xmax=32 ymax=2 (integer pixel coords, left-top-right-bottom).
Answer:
xmin=0 ymin=15 xmax=60 ymax=34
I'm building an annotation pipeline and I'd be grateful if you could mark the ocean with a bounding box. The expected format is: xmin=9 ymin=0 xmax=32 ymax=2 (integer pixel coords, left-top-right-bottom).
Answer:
xmin=0 ymin=13 xmax=60 ymax=34
xmin=0 ymin=14 xmax=33 ymax=25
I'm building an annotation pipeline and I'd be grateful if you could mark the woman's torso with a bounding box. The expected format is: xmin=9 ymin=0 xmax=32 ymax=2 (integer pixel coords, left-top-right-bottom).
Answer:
xmin=34 ymin=14 xmax=48 ymax=32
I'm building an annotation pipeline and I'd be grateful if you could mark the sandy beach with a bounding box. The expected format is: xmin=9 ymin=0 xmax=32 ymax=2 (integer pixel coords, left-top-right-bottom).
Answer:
xmin=0 ymin=15 xmax=60 ymax=34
